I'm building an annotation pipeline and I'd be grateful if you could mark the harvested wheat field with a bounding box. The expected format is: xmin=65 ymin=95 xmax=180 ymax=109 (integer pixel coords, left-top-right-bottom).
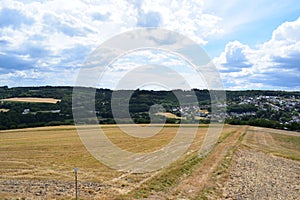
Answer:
xmin=1 ymin=97 xmax=61 ymax=104
xmin=155 ymin=112 xmax=184 ymax=119
xmin=0 ymin=125 xmax=299 ymax=199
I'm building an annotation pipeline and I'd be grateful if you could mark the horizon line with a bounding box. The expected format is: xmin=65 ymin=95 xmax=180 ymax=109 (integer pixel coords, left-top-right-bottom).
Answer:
xmin=1 ymin=85 xmax=300 ymax=92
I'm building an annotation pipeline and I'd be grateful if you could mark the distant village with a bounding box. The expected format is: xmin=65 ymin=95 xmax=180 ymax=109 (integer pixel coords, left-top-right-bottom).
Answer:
xmin=230 ymin=95 xmax=300 ymax=123
xmin=171 ymin=95 xmax=300 ymax=128
xmin=1 ymin=86 xmax=300 ymax=131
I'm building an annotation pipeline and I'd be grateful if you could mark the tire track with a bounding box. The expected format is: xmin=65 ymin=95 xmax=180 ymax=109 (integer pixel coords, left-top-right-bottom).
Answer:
xmin=161 ymin=126 xmax=248 ymax=199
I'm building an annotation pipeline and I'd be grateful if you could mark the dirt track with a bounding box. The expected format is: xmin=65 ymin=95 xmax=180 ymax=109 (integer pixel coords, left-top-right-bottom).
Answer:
xmin=221 ymin=127 xmax=300 ymax=200
xmin=139 ymin=126 xmax=248 ymax=200
xmin=151 ymin=126 xmax=300 ymax=200
xmin=168 ymin=127 xmax=247 ymax=199
xmin=222 ymin=149 xmax=300 ymax=199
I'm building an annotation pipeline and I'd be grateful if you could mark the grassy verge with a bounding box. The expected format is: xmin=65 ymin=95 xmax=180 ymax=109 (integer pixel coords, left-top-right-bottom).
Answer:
xmin=196 ymin=128 xmax=247 ymax=199
xmin=124 ymin=128 xmax=242 ymax=199
xmin=124 ymin=153 xmax=204 ymax=199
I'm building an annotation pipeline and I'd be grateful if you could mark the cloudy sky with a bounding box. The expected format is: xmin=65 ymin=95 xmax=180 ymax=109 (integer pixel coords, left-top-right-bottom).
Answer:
xmin=0 ymin=0 xmax=300 ymax=90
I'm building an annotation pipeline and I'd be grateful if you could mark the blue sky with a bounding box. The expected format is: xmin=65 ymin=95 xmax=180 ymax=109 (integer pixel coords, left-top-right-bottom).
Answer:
xmin=0 ymin=0 xmax=300 ymax=90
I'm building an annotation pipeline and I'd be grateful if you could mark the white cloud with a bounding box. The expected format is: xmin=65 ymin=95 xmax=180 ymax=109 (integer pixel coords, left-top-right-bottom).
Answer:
xmin=262 ymin=18 xmax=300 ymax=56
xmin=214 ymin=41 xmax=253 ymax=72
xmin=214 ymin=17 xmax=300 ymax=90
xmin=138 ymin=0 xmax=223 ymax=44
xmin=0 ymin=0 xmax=299 ymax=90
xmin=0 ymin=0 xmax=138 ymax=54
xmin=93 ymin=49 xmax=208 ymax=90
xmin=0 ymin=0 xmax=226 ymax=87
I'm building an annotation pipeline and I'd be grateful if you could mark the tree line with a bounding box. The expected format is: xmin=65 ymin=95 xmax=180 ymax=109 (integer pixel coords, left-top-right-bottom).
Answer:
xmin=0 ymin=86 xmax=299 ymax=131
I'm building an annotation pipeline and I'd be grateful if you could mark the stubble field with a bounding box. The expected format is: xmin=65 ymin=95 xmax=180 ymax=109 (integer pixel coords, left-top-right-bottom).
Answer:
xmin=1 ymin=97 xmax=61 ymax=104
xmin=0 ymin=124 xmax=299 ymax=199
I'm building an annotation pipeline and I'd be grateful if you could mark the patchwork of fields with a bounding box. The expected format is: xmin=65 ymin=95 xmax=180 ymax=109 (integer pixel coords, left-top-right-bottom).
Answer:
xmin=0 ymin=125 xmax=299 ymax=199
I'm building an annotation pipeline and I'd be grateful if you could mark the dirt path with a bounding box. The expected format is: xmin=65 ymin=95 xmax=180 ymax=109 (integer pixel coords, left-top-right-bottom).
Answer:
xmin=142 ymin=126 xmax=247 ymax=199
xmin=221 ymin=127 xmax=300 ymax=199
xmin=142 ymin=126 xmax=300 ymax=200
xmin=222 ymin=149 xmax=300 ymax=199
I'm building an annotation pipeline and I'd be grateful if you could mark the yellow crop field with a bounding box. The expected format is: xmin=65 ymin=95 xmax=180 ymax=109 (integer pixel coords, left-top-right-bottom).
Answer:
xmin=1 ymin=97 xmax=61 ymax=104
xmin=0 ymin=125 xmax=299 ymax=199
xmin=155 ymin=112 xmax=183 ymax=119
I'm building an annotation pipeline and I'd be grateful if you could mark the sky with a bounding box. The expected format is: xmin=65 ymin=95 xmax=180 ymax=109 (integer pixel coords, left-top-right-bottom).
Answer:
xmin=0 ymin=0 xmax=300 ymax=90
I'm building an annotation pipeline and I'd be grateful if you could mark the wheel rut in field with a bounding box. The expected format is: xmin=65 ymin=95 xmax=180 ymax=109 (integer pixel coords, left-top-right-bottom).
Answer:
xmin=143 ymin=126 xmax=248 ymax=200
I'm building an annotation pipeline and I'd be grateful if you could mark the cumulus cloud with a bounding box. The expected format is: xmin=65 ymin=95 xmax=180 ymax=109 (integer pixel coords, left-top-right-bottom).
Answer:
xmin=214 ymin=17 xmax=300 ymax=90
xmin=0 ymin=0 xmax=224 ymax=87
xmin=214 ymin=41 xmax=253 ymax=72
xmin=0 ymin=0 xmax=299 ymax=90
xmin=97 ymin=49 xmax=207 ymax=90
xmin=135 ymin=0 xmax=223 ymax=43
xmin=0 ymin=8 xmax=34 ymax=28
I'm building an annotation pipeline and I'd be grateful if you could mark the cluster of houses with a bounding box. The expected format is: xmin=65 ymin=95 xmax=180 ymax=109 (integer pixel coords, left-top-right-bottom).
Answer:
xmin=170 ymin=95 xmax=300 ymax=124
xmin=18 ymin=95 xmax=300 ymax=125
xmin=22 ymin=109 xmax=61 ymax=115
xmin=235 ymin=95 xmax=300 ymax=123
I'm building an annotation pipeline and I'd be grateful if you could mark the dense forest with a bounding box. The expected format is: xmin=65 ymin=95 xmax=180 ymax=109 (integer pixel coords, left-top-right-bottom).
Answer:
xmin=0 ymin=86 xmax=300 ymax=131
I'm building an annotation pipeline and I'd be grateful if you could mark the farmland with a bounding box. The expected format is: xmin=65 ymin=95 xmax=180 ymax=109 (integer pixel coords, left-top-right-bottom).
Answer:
xmin=155 ymin=112 xmax=183 ymax=119
xmin=1 ymin=97 xmax=61 ymax=104
xmin=0 ymin=124 xmax=299 ymax=199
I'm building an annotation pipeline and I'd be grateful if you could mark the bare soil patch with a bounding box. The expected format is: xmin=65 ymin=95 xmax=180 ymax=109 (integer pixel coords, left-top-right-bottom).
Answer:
xmin=223 ymin=149 xmax=300 ymax=200
xmin=0 ymin=108 xmax=9 ymax=112
xmin=165 ymin=126 xmax=247 ymax=199
xmin=218 ymin=126 xmax=300 ymax=200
